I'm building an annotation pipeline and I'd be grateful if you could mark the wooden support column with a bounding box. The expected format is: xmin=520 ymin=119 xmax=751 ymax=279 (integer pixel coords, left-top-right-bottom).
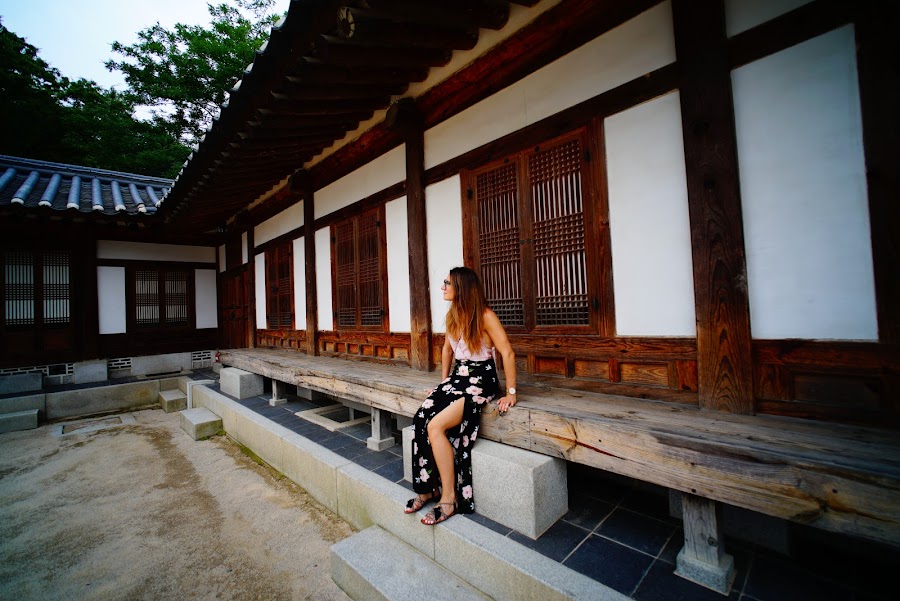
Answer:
xmin=79 ymin=230 xmax=99 ymax=360
xmin=367 ymin=407 xmax=395 ymax=451
xmin=673 ymin=0 xmax=754 ymax=414
xmin=856 ymin=4 xmax=900 ymax=344
xmin=270 ymin=379 xmax=287 ymax=406
xmin=387 ymin=98 xmax=432 ymax=371
xmin=297 ymin=170 xmax=319 ymax=356
xmin=675 ymin=493 xmax=735 ymax=594
xmin=245 ymin=228 xmax=256 ymax=348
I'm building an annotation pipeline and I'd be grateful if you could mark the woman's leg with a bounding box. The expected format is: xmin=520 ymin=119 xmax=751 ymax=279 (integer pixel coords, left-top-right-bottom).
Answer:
xmin=425 ymin=399 xmax=465 ymax=511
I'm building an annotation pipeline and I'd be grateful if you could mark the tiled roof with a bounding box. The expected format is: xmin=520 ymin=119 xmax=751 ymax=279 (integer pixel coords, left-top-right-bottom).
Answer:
xmin=0 ymin=155 xmax=172 ymax=216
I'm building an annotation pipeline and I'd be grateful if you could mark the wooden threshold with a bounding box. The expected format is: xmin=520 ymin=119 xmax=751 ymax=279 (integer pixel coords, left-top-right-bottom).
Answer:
xmin=219 ymin=347 xmax=900 ymax=547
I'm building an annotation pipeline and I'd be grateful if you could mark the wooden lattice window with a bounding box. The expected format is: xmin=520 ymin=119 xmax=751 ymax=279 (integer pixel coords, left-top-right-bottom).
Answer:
xmin=3 ymin=250 xmax=71 ymax=328
xmin=265 ymin=242 xmax=293 ymax=329
xmin=331 ymin=207 xmax=388 ymax=331
xmin=133 ymin=266 xmax=191 ymax=328
xmin=464 ymin=129 xmax=599 ymax=333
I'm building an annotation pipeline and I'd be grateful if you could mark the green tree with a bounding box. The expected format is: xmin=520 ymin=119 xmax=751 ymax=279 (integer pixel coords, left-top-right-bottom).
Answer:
xmin=105 ymin=0 xmax=281 ymax=145
xmin=0 ymin=20 xmax=189 ymax=178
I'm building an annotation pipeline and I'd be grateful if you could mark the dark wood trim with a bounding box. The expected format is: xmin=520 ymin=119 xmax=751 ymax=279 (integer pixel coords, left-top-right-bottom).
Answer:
xmin=586 ymin=117 xmax=615 ymax=338
xmin=78 ymin=232 xmax=99 ymax=361
xmin=98 ymin=329 xmax=218 ymax=359
xmin=673 ymin=0 xmax=754 ymax=414
xmin=96 ymin=259 xmax=216 ymax=270
xmin=388 ymin=99 xmax=432 ymax=371
xmin=246 ymin=228 xmax=256 ymax=348
xmin=855 ymin=3 xmax=900 ymax=343
xmin=298 ymin=171 xmax=319 ymax=356
xmin=426 ymin=63 xmax=679 ymax=188
xmin=317 ymin=329 xmax=411 ymax=365
xmin=312 ymin=180 xmax=406 ymax=232
xmin=507 ymin=334 xmax=698 ymax=359
xmin=727 ymin=0 xmax=855 ymax=70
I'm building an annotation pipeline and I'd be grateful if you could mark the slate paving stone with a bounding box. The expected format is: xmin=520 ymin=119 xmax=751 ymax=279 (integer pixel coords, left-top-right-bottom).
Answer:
xmin=596 ymin=508 xmax=676 ymax=556
xmin=633 ymin=560 xmax=741 ymax=601
xmin=373 ymin=458 xmax=405 ymax=483
xmin=353 ymin=450 xmax=394 ymax=471
xmin=562 ymin=495 xmax=614 ymax=531
xmin=564 ymin=533 xmax=655 ymax=596
xmin=464 ymin=512 xmax=512 ymax=536
xmin=509 ymin=519 xmax=591 ymax=563
xmin=743 ymin=554 xmax=852 ymax=601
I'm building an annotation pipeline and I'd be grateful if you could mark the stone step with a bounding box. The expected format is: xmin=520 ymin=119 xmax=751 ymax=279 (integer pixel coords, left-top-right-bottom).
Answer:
xmin=159 ymin=389 xmax=188 ymax=413
xmin=0 ymin=409 xmax=39 ymax=434
xmin=180 ymin=407 xmax=222 ymax=441
xmin=331 ymin=526 xmax=490 ymax=601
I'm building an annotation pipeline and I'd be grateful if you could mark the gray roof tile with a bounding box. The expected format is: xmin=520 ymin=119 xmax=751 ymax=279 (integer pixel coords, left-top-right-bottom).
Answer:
xmin=0 ymin=155 xmax=173 ymax=217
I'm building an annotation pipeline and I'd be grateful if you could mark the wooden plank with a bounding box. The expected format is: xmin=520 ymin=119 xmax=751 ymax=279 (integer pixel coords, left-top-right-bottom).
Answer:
xmin=219 ymin=348 xmax=900 ymax=546
xmin=673 ymin=0 xmax=754 ymax=414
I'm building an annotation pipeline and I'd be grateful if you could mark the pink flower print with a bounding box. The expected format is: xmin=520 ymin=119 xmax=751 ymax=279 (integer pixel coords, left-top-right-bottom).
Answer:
xmin=422 ymin=398 xmax=434 ymax=409
xmin=472 ymin=395 xmax=485 ymax=405
xmin=470 ymin=430 xmax=478 ymax=442
xmin=458 ymin=365 xmax=469 ymax=376
xmin=419 ymin=468 xmax=430 ymax=482
xmin=465 ymin=386 xmax=482 ymax=396
xmin=441 ymin=384 xmax=452 ymax=392
xmin=462 ymin=435 xmax=469 ymax=447
xmin=469 ymin=377 xmax=480 ymax=384
xmin=462 ymin=485 xmax=473 ymax=500
xmin=452 ymin=438 xmax=460 ymax=449
xmin=419 ymin=457 xmax=426 ymax=467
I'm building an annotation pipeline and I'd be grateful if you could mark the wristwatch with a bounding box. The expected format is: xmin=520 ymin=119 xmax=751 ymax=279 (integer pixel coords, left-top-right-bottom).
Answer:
xmin=507 ymin=387 xmax=516 ymax=395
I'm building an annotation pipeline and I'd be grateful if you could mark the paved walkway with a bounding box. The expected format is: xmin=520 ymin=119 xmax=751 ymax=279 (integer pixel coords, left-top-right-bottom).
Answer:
xmin=0 ymin=409 xmax=353 ymax=601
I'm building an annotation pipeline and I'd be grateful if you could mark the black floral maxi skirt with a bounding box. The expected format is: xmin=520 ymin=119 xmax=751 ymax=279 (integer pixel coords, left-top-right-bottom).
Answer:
xmin=411 ymin=358 xmax=499 ymax=514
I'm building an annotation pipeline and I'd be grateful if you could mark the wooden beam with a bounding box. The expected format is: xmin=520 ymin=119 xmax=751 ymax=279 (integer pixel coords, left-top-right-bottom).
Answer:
xmin=298 ymin=171 xmax=318 ymax=356
xmin=337 ymin=7 xmax=478 ymax=50
xmin=673 ymin=0 xmax=754 ymax=414
xmin=388 ymin=98 xmax=432 ymax=371
xmin=311 ymin=37 xmax=452 ymax=69
xmin=856 ymin=3 xmax=900 ymax=343
xmin=246 ymin=227 xmax=256 ymax=348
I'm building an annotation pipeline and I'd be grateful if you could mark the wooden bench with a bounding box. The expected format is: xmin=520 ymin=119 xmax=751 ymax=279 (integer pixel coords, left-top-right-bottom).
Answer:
xmin=220 ymin=348 xmax=900 ymax=551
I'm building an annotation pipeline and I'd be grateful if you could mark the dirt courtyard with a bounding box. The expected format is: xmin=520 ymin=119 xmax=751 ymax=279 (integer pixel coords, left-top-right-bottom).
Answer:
xmin=0 ymin=409 xmax=354 ymax=600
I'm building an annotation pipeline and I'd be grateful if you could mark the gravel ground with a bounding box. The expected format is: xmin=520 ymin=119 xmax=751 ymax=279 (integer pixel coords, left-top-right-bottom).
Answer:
xmin=0 ymin=409 xmax=355 ymax=600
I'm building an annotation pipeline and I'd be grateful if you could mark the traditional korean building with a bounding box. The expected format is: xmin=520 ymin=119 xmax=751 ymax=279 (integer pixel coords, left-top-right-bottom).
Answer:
xmin=1 ymin=0 xmax=897 ymax=596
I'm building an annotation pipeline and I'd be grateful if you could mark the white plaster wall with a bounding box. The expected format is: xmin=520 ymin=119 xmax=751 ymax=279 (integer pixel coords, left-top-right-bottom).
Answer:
xmin=424 ymin=2 xmax=676 ymax=169
xmin=605 ymin=92 xmax=696 ymax=337
xmin=425 ymin=176 xmax=465 ymax=333
xmin=218 ymin=245 xmax=226 ymax=273
xmin=97 ymin=266 xmax=126 ymax=334
xmin=97 ymin=240 xmax=215 ymax=263
xmin=194 ymin=269 xmax=218 ymax=329
xmin=254 ymin=253 xmax=266 ymax=329
xmin=315 ymin=145 xmax=406 ymax=219
xmin=385 ymin=197 xmax=411 ymax=332
xmin=241 ymin=232 xmax=248 ymax=264
xmin=315 ymin=228 xmax=333 ymax=330
xmin=254 ymin=200 xmax=303 ymax=247
xmin=724 ymin=0 xmax=813 ymax=37
xmin=733 ymin=26 xmax=876 ymax=340
xmin=292 ymin=237 xmax=306 ymax=330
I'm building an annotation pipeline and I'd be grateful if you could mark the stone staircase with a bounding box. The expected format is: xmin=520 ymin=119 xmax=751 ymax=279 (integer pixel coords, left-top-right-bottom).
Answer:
xmin=0 ymin=373 xmax=42 ymax=434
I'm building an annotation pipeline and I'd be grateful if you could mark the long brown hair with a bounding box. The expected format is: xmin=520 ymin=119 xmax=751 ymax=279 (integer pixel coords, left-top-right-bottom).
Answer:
xmin=445 ymin=266 xmax=488 ymax=354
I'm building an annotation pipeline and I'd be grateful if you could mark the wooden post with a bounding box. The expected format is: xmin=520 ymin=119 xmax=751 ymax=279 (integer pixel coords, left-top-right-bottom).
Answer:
xmin=270 ymin=379 xmax=287 ymax=406
xmin=387 ymin=98 xmax=432 ymax=371
xmin=856 ymin=4 xmax=900 ymax=344
xmin=367 ymin=407 xmax=395 ymax=451
xmin=675 ymin=493 xmax=735 ymax=594
xmin=79 ymin=230 xmax=99 ymax=360
xmin=246 ymin=228 xmax=256 ymax=348
xmin=298 ymin=170 xmax=319 ymax=357
xmin=673 ymin=0 xmax=754 ymax=414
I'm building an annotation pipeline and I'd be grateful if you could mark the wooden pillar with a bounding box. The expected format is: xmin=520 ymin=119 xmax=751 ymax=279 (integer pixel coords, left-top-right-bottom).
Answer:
xmin=79 ymin=230 xmax=99 ymax=360
xmin=246 ymin=228 xmax=256 ymax=348
xmin=856 ymin=4 xmax=900 ymax=344
xmin=388 ymin=98 xmax=432 ymax=371
xmin=296 ymin=170 xmax=319 ymax=357
xmin=675 ymin=493 xmax=735 ymax=594
xmin=367 ymin=407 xmax=395 ymax=451
xmin=673 ymin=0 xmax=754 ymax=414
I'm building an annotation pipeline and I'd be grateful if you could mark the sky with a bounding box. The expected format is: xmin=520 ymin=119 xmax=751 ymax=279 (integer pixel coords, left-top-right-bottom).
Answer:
xmin=0 ymin=0 xmax=290 ymax=90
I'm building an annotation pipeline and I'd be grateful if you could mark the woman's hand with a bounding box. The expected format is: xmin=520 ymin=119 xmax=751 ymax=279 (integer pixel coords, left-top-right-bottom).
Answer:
xmin=497 ymin=393 xmax=517 ymax=415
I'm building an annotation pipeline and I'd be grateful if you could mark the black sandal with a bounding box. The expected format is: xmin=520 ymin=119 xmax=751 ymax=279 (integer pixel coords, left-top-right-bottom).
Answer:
xmin=404 ymin=492 xmax=437 ymax=514
xmin=421 ymin=501 xmax=457 ymax=525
